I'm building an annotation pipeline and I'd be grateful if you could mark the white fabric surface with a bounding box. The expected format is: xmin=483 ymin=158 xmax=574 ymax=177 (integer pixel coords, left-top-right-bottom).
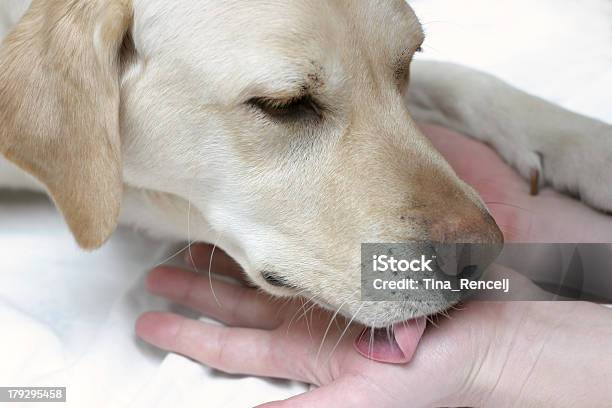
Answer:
xmin=1 ymin=1 xmax=611 ymax=407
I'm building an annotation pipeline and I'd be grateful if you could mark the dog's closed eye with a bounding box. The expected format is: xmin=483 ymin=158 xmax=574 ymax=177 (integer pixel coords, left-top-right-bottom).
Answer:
xmin=247 ymin=95 xmax=322 ymax=121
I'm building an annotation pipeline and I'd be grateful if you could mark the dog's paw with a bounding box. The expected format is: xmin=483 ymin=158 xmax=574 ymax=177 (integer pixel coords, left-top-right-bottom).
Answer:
xmin=537 ymin=129 xmax=612 ymax=212
xmin=505 ymin=124 xmax=612 ymax=212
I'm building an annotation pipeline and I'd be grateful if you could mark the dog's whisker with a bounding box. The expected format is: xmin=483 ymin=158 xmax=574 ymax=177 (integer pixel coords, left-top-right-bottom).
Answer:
xmin=185 ymin=174 xmax=199 ymax=270
xmin=368 ymin=324 xmax=375 ymax=361
xmin=286 ymin=293 xmax=318 ymax=334
xmin=300 ymin=297 xmax=314 ymax=339
xmin=356 ymin=323 xmax=369 ymax=349
xmin=155 ymin=176 xmax=210 ymax=269
xmin=182 ymin=176 xmax=226 ymax=308
xmin=310 ymin=307 xmax=321 ymax=326
xmin=420 ymin=19 xmax=456 ymax=27
xmin=426 ymin=314 xmax=439 ymax=328
xmin=270 ymin=295 xmax=298 ymax=319
xmin=182 ymin=177 xmax=222 ymax=307
xmin=299 ymin=302 xmax=318 ymax=332
xmin=286 ymin=309 xmax=309 ymax=336
xmin=333 ymin=315 xmax=344 ymax=331
xmin=206 ymin=231 xmax=224 ymax=308
xmin=278 ymin=291 xmax=306 ymax=316
xmin=308 ymin=303 xmax=317 ymax=331
xmin=183 ymin=176 xmax=223 ymax=310
xmin=484 ymin=201 xmax=535 ymax=214
xmin=315 ymin=292 xmax=355 ymax=365
xmin=449 ymin=303 xmax=465 ymax=313
xmin=153 ymin=242 xmax=194 ymax=268
xmin=386 ymin=325 xmax=392 ymax=345
xmin=325 ymin=303 xmax=363 ymax=365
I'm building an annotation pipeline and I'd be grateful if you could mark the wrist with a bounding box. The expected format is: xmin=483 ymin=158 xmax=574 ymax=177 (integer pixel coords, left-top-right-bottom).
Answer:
xmin=473 ymin=302 xmax=612 ymax=407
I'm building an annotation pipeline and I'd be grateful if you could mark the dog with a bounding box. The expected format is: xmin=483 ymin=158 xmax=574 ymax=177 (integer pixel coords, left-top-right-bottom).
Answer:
xmin=1 ymin=0 xmax=611 ymax=328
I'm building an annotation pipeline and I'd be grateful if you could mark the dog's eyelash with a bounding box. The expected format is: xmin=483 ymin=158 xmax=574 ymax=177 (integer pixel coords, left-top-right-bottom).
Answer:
xmin=247 ymin=95 xmax=322 ymax=120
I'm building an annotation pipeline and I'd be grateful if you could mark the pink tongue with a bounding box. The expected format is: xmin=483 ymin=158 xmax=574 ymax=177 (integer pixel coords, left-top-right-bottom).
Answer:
xmin=354 ymin=317 xmax=426 ymax=364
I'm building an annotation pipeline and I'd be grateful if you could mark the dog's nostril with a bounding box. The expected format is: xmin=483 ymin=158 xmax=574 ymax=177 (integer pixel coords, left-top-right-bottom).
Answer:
xmin=261 ymin=271 xmax=292 ymax=288
xmin=458 ymin=265 xmax=480 ymax=280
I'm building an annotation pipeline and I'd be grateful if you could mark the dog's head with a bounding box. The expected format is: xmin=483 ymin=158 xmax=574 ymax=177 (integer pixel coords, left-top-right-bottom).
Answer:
xmin=0 ymin=0 xmax=501 ymax=327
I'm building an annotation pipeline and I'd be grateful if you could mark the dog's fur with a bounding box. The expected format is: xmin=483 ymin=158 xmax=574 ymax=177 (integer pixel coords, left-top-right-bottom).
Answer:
xmin=1 ymin=0 xmax=611 ymax=327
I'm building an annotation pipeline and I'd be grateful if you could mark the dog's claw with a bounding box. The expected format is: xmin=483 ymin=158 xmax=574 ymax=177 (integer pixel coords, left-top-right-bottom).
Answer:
xmin=530 ymin=169 xmax=540 ymax=196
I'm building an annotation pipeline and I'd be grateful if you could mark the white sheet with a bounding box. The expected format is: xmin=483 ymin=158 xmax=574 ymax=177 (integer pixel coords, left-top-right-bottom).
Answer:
xmin=1 ymin=1 xmax=611 ymax=407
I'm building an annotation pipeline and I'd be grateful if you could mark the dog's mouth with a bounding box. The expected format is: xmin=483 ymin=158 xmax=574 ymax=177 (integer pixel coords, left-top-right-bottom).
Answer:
xmin=354 ymin=317 xmax=427 ymax=364
xmin=261 ymin=270 xmax=428 ymax=364
xmin=261 ymin=270 xmax=296 ymax=288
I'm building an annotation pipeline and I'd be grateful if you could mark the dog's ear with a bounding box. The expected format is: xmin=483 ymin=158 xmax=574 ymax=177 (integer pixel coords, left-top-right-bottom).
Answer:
xmin=0 ymin=0 xmax=132 ymax=249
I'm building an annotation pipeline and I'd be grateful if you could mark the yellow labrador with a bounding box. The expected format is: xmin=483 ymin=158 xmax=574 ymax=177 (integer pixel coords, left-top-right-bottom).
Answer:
xmin=0 ymin=0 xmax=610 ymax=328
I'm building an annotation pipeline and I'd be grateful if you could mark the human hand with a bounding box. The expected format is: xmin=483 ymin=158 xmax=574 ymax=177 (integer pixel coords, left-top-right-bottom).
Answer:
xmin=136 ymin=245 xmax=612 ymax=407
xmin=421 ymin=124 xmax=612 ymax=243
xmin=136 ymin=126 xmax=612 ymax=407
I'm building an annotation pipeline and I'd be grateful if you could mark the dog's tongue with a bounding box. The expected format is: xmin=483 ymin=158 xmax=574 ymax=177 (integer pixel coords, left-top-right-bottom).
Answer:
xmin=354 ymin=317 xmax=426 ymax=364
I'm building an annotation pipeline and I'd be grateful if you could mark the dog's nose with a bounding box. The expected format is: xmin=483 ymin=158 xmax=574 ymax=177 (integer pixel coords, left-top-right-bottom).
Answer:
xmin=428 ymin=205 xmax=503 ymax=245
xmin=428 ymin=208 xmax=503 ymax=280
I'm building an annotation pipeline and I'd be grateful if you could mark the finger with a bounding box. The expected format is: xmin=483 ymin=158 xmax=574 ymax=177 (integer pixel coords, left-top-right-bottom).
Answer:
xmin=136 ymin=312 xmax=306 ymax=382
xmin=256 ymin=377 xmax=374 ymax=408
xmin=147 ymin=266 xmax=283 ymax=329
xmin=184 ymin=244 xmax=248 ymax=283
